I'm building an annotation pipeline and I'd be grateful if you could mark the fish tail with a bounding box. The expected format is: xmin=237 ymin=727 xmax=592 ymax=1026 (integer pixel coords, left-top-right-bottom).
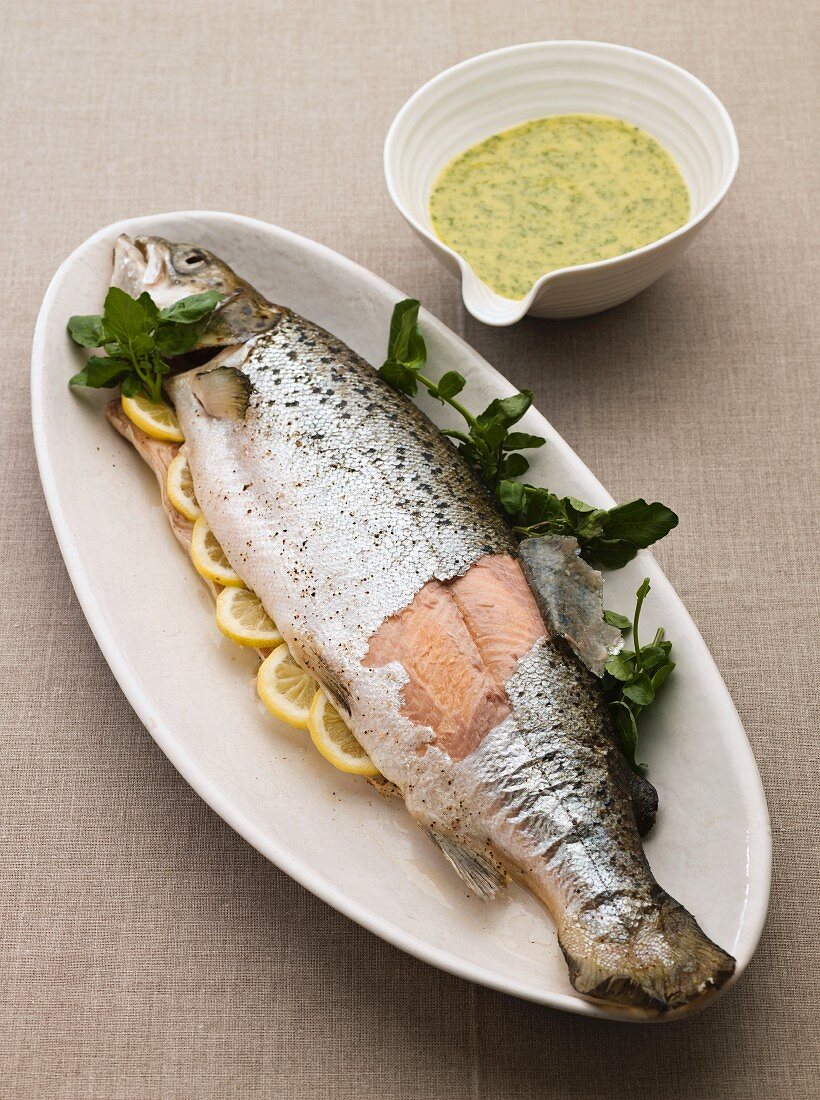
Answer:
xmin=558 ymin=886 xmax=736 ymax=1011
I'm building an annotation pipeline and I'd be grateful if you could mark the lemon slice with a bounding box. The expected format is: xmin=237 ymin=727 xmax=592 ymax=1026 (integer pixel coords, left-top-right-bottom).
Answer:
xmin=121 ymin=393 xmax=184 ymax=442
xmin=190 ymin=516 xmax=244 ymax=588
xmin=216 ymin=587 xmax=283 ymax=648
xmin=308 ymin=690 xmax=380 ymax=776
xmin=166 ymin=452 xmax=201 ymax=521
xmin=257 ymin=646 xmax=318 ymax=729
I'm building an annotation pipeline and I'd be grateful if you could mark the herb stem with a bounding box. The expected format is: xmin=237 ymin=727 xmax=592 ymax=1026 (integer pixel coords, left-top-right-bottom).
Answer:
xmin=416 ymin=371 xmax=480 ymax=428
xmin=513 ymin=519 xmax=552 ymax=535
xmin=632 ymin=579 xmax=649 ymax=671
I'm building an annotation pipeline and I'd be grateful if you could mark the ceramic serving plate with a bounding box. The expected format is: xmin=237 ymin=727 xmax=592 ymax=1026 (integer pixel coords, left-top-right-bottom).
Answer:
xmin=31 ymin=211 xmax=770 ymax=1021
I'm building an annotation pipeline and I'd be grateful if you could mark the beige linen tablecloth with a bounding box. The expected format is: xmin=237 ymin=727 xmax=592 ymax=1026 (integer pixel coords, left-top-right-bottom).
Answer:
xmin=2 ymin=1 xmax=818 ymax=1096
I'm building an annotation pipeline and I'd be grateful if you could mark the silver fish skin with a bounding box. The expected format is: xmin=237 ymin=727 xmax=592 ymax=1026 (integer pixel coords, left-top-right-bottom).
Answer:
xmin=123 ymin=237 xmax=735 ymax=1010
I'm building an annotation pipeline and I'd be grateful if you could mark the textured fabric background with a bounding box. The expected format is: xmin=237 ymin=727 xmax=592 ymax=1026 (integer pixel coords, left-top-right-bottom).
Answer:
xmin=2 ymin=1 xmax=818 ymax=1096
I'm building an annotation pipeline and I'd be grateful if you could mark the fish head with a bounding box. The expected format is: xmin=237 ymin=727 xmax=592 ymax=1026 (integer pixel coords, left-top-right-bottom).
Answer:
xmin=112 ymin=234 xmax=282 ymax=347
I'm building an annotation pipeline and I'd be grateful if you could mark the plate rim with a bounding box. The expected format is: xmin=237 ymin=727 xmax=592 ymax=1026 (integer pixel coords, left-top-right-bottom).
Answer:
xmin=31 ymin=209 xmax=772 ymax=1022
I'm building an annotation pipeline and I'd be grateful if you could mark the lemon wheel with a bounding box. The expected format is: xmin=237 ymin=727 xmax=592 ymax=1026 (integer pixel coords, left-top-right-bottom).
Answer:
xmin=216 ymin=587 xmax=283 ymax=648
xmin=308 ymin=690 xmax=379 ymax=776
xmin=121 ymin=393 xmax=184 ymax=442
xmin=166 ymin=452 xmax=201 ymax=521
xmin=257 ymin=646 xmax=318 ymax=729
xmin=190 ymin=516 xmax=244 ymax=588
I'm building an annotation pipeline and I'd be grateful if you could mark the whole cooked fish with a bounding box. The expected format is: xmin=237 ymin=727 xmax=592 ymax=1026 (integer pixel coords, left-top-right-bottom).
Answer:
xmin=111 ymin=235 xmax=735 ymax=1010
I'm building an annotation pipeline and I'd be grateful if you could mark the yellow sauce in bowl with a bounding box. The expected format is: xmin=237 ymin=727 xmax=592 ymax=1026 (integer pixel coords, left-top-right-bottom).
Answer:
xmin=429 ymin=115 xmax=690 ymax=300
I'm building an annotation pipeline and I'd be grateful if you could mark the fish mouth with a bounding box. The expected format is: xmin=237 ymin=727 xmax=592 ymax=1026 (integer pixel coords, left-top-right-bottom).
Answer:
xmin=113 ymin=234 xmax=168 ymax=288
xmin=112 ymin=234 xmax=146 ymax=293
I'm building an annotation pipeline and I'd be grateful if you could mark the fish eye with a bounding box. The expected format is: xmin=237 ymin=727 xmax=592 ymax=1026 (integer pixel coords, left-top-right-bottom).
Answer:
xmin=182 ymin=251 xmax=206 ymax=267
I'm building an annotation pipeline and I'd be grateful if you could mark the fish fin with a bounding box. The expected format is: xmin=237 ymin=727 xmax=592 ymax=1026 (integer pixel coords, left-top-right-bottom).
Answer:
xmin=190 ymin=365 xmax=252 ymax=420
xmin=317 ymin=674 xmax=353 ymax=716
xmin=287 ymin=637 xmax=353 ymax=716
xmin=629 ymin=770 xmax=658 ymax=836
xmin=427 ymin=830 xmax=507 ymax=900
xmin=560 ymin=885 xmax=735 ymax=1010
xmin=366 ymin=775 xmax=401 ymax=800
xmin=518 ymin=535 xmax=622 ymax=677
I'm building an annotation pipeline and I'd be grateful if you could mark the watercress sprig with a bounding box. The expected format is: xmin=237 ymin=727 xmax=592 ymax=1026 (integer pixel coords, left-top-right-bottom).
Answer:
xmin=379 ymin=299 xmax=678 ymax=568
xmin=68 ymin=286 xmax=223 ymax=403
xmin=380 ymin=299 xmax=546 ymax=492
xmin=603 ymin=579 xmax=676 ymax=770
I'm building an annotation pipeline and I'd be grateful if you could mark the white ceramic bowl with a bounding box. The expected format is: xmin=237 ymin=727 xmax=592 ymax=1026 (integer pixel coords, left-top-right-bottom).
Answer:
xmin=384 ymin=41 xmax=739 ymax=325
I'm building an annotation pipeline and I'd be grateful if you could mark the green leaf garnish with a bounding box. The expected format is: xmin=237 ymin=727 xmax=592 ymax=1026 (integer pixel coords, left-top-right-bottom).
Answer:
xmin=652 ymin=661 xmax=676 ymax=692
xmin=68 ymin=356 xmax=131 ymax=390
xmin=604 ymin=652 xmax=636 ymax=681
xmin=103 ymin=287 xmax=155 ymax=344
xmin=503 ymin=431 xmax=546 ymax=451
xmin=154 ymin=321 xmax=204 ymax=357
xmin=158 ymin=292 xmax=223 ymax=324
xmin=623 ymin=674 xmax=655 ymax=707
xmin=67 ymin=314 xmax=105 ymax=348
xmin=603 ymin=609 xmax=632 ymax=631
xmin=478 ymin=392 xmax=532 ymax=427
xmin=498 ymin=453 xmax=528 ymax=480
xmin=436 ymin=371 xmax=467 ymax=401
xmin=598 ymin=500 xmax=679 ymax=546
xmin=67 ymin=286 xmax=223 ymax=403
xmin=387 ymin=298 xmax=427 ymax=369
xmin=582 ymin=538 xmax=640 ymax=570
xmin=497 ymin=479 xmax=526 ymax=515
xmin=379 ymin=358 xmax=419 ymax=396
xmin=610 ymin=700 xmax=639 ymax=767
xmin=120 ymin=373 xmax=144 ymax=398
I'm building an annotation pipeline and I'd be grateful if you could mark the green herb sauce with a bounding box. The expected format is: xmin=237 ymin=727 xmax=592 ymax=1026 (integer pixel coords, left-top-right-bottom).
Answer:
xmin=429 ymin=115 xmax=690 ymax=300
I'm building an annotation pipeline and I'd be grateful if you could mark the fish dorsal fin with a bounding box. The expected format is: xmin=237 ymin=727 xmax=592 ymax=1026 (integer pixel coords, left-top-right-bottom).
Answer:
xmin=518 ymin=535 xmax=622 ymax=677
xmin=427 ymin=830 xmax=507 ymax=899
xmin=190 ymin=364 xmax=252 ymax=420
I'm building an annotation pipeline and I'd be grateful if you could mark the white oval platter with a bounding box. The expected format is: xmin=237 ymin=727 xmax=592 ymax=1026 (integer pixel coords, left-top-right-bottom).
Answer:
xmin=31 ymin=211 xmax=770 ymax=1022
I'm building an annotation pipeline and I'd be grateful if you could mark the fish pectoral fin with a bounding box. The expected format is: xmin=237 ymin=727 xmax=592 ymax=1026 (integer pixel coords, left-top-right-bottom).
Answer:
xmin=518 ymin=535 xmax=622 ymax=677
xmin=316 ymin=673 xmax=353 ymax=716
xmin=190 ymin=365 xmax=252 ymax=420
xmin=427 ymin=830 xmax=507 ymax=900
xmin=288 ymin=637 xmax=353 ymax=716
